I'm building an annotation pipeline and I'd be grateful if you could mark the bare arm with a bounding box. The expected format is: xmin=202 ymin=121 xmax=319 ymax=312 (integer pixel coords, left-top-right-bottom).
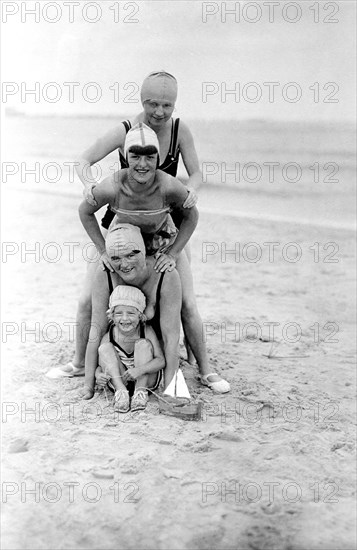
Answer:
xmin=83 ymin=267 xmax=111 ymax=393
xmin=158 ymin=270 xmax=182 ymax=390
xmin=75 ymin=124 xmax=127 ymax=204
xmin=154 ymin=175 xmax=199 ymax=272
xmin=178 ymin=121 xmax=202 ymax=205
xmin=78 ymin=175 xmax=117 ymax=270
xmin=168 ymin=206 xmax=198 ymax=259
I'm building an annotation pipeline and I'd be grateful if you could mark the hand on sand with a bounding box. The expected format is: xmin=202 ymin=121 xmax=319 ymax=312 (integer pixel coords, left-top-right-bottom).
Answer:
xmin=182 ymin=188 xmax=198 ymax=208
xmin=77 ymin=385 xmax=95 ymax=400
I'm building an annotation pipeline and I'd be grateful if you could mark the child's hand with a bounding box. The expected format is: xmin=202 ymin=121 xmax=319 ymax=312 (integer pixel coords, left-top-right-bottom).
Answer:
xmin=122 ymin=368 xmax=142 ymax=384
xmin=182 ymin=188 xmax=198 ymax=208
xmin=95 ymin=372 xmax=110 ymax=388
xmin=83 ymin=184 xmax=98 ymax=206
xmin=100 ymin=251 xmax=114 ymax=273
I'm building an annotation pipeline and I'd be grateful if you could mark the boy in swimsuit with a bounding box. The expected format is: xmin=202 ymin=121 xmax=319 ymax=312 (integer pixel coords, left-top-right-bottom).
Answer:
xmin=95 ymin=285 xmax=165 ymax=413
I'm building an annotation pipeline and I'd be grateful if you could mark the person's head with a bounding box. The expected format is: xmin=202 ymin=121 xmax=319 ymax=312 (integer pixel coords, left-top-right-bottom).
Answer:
xmin=141 ymin=71 xmax=177 ymax=127
xmin=105 ymin=222 xmax=146 ymax=281
xmin=107 ymin=285 xmax=146 ymax=332
xmin=124 ymin=122 xmax=160 ymax=183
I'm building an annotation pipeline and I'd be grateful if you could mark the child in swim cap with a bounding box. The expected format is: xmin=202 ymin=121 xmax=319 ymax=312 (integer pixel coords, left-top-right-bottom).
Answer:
xmin=95 ymin=285 xmax=165 ymax=413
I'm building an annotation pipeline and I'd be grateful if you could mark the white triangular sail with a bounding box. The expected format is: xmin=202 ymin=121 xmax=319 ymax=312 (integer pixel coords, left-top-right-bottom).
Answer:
xmin=163 ymin=368 xmax=191 ymax=399
xmin=175 ymin=369 xmax=191 ymax=398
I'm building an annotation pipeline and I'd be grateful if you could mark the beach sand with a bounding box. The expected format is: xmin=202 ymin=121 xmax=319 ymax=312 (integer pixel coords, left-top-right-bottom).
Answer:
xmin=1 ymin=116 xmax=356 ymax=549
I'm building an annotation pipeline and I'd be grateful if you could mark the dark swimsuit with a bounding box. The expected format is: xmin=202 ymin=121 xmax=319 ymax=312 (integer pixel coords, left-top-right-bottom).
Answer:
xmin=101 ymin=118 xmax=183 ymax=230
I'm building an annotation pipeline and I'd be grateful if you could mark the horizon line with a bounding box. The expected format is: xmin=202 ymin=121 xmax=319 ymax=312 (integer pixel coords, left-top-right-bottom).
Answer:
xmin=3 ymin=110 xmax=356 ymax=126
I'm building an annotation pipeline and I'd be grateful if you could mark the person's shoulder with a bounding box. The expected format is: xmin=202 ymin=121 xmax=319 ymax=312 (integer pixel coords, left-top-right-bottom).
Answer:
xmin=109 ymin=167 xmax=128 ymax=186
xmin=102 ymin=122 xmax=126 ymax=142
xmin=131 ymin=113 xmax=144 ymax=125
xmin=155 ymin=170 xmax=176 ymax=191
xmin=176 ymin=119 xmax=196 ymax=149
xmin=177 ymin=119 xmax=193 ymax=138
xmin=103 ymin=117 xmax=140 ymax=145
xmin=96 ymin=170 xmax=124 ymax=198
xmin=156 ymin=169 xmax=174 ymax=183
xmin=156 ymin=170 xmax=180 ymax=197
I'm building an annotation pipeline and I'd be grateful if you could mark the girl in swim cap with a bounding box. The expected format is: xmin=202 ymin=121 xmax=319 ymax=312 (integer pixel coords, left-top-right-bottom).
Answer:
xmin=95 ymin=284 xmax=165 ymax=413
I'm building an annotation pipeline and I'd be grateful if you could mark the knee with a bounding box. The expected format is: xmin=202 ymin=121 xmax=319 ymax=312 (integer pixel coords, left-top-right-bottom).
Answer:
xmin=135 ymin=338 xmax=153 ymax=352
xmin=134 ymin=339 xmax=154 ymax=367
xmin=98 ymin=342 xmax=113 ymax=360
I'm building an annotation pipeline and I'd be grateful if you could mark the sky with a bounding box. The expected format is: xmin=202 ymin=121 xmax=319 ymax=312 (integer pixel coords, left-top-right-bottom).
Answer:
xmin=2 ymin=0 xmax=356 ymax=121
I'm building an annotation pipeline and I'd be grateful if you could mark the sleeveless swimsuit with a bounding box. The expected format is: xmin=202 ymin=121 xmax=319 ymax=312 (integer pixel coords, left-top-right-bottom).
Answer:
xmin=101 ymin=118 xmax=183 ymax=231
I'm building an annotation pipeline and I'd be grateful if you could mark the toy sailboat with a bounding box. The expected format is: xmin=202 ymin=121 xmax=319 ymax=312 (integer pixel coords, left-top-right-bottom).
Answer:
xmin=163 ymin=368 xmax=191 ymax=399
xmin=159 ymin=369 xmax=202 ymax=421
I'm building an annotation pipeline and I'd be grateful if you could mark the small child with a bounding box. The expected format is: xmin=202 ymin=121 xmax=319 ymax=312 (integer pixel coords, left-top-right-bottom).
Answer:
xmin=95 ymin=285 xmax=165 ymax=413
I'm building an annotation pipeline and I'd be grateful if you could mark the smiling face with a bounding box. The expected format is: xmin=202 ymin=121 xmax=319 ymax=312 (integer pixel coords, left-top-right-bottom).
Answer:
xmin=143 ymin=98 xmax=175 ymax=128
xmin=109 ymin=248 xmax=146 ymax=281
xmin=127 ymin=148 xmax=158 ymax=184
xmin=112 ymin=304 xmax=141 ymax=333
xmin=140 ymin=73 xmax=177 ymax=128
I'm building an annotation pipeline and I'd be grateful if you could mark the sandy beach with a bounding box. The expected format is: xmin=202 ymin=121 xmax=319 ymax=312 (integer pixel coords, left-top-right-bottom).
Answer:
xmin=1 ymin=116 xmax=356 ymax=549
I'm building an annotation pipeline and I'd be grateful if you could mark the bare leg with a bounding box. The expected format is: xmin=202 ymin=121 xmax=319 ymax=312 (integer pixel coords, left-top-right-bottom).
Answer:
xmin=131 ymin=339 xmax=157 ymax=410
xmin=176 ymin=252 xmax=230 ymax=393
xmin=134 ymin=339 xmax=159 ymax=390
xmin=182 ymin=245 xmax=195 ymax=364
xmin=99 ymin=341 xmax=130 ymax=412
xmin=73 ymin=232 xmax=107 ymax=367
xmin=72 ymin=259 xmax=97 ymax=367
xmin=183 ymin=337 xmax=195 ymax=365
xmin=98 ymin=342 xmax=127 ymax=391
xmin=176 ymin=251 xmax=211 ymax=376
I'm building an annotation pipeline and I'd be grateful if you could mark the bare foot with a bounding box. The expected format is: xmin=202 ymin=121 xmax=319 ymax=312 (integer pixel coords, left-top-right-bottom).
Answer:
xmin=77 ymin=385 xmax=94 ymax=400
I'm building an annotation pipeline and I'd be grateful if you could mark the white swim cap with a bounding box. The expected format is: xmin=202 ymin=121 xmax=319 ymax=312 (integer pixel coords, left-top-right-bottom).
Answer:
xmin=105 ymin=222 xmax=146 ymax=257
xmin=124 ymin=122 xmax=160 ymax=162
xmin=109 ymin=285 xmax=146 ymax=313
